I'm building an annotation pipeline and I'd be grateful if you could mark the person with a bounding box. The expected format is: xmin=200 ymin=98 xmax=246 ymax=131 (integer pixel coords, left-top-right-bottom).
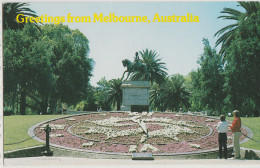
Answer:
xmin=216 ymin=115 xmax=229 ymax=159
xmin=230 ymin=110 xmax=241 ymax=159
xmin=46 ymin=106 xmax=50 ymax=114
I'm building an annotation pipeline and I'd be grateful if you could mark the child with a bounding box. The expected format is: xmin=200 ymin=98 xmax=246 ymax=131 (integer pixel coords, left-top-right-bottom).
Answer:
xmin=216 ymin=115 xmax=229 ymax=159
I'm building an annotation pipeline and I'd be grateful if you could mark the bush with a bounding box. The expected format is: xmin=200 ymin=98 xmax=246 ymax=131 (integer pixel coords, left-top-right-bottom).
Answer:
xmin=74 ymin=101 xmax=86 ymax=111
xmin=4 ymin=107 xmax=14 ymax=116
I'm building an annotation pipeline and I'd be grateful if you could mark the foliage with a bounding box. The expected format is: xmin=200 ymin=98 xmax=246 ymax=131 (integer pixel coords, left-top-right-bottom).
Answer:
xmin=3 ymin=24 xmax=93 ymax=115
xmin=74 ymin=86 xmax=98 ymax=111
xmin=3 ymin=24 xmax=52 ymax=115
xmin=187 ymin=70 xmax=204 ymax=111
xmin=187 ymin=39 xmax=225 ymax=114
xmin=94 ymin=78 xmax=122 ymax=111
xmin=130 ymin=49 xmax=168 ymax=85
xmin=41 ymin=24 xmax=93 ymax=106
xmin=96 ymin=77 xmax=112 ymax=111
xmin=150 ymin=74 xmax=190 ymax=111
xmin=4 ymin=107 xmax=14 ymax=116
xmin=3 ymin=3 xmax=39 ymax=30
xmin=214 ymin=1 xmax=260 ymax=56
xmin=105 ymin=78 xmax=123 ymax=111
xmin=223 ymin=10 xmax=260 ymax=116
xmin=198 ymin=38 xmax=226 ymax=114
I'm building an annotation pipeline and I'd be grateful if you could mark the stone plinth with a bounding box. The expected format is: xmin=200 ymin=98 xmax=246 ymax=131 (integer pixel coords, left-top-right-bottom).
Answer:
xmin=121 ymin=81 xmax=150 ymax=112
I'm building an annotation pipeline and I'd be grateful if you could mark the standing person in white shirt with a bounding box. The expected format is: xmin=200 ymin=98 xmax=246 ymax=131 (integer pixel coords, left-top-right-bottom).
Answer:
xmin=216 ymin=115 xmax=229 ymax=159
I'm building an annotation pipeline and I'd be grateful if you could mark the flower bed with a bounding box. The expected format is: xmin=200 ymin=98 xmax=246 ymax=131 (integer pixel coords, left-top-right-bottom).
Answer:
xmin=33 ymin=112 xmax=248 ymax=154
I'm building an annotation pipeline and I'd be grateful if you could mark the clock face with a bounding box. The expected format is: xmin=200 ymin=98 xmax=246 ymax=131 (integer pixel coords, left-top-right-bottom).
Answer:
xmin=33 ymin=112 xmax=247 ymax=154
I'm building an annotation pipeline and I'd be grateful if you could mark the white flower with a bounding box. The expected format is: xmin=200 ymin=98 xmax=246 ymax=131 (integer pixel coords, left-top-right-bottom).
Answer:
xmin=130 ymin=115 xmax=142 ymax=123
xmin=50 ymin=134 xmax=64 ymax=137
xmin=82 ymin=142 xmax=94 ymax=147
xmin=129 ymin=145 xmax=137 ymax=153
xmin=140 ymin=144 xmax=158 ymax=152
xmin=147 ymin=112 xmax=154 ymax=116
xmin=84 ymin=126 xmax=143 ymax=139
xmin=205 ymin=119 xmax=215 ymax=122
xmin=40 ymin=124 xmax=65 ymax=130
xmin=142 ymin=112 xmax=148 ymax=116
xmin=91 ymin=116 xmax=135 ymax=127
xmin=140 ymin=135 xmax=147 ymax=143
xmin=190 ymin=143 xmax=201 ymax=149
xmin=128 ymin=112 xmax=139 ymax=116
xmin=67 ymin=118 xmax=76 ymax=121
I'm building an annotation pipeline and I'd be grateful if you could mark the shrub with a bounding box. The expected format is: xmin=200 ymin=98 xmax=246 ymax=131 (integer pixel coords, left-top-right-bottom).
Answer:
xmin=4 ymin=107 xmax=14 ymax=116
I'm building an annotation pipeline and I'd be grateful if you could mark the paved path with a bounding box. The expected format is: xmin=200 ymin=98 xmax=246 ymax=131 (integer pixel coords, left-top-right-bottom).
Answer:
xmin=3 ymin=157 xmax=260 ymax=168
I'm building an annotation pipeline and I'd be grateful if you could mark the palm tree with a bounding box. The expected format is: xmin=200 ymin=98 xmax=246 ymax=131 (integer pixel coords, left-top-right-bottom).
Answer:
xmin=214 ymin=1 xmax=260 ymax=56
xmin=130 ymin=49 xmax=168 ymax=85
xmin=106 ymin=78 xmax=123 ymax=111
xmin=3 ymin=3 xmax=39 ymax=30
xmin=150 ymin=83 xmax=167 ymax=111
xmin=151 ymin=74 xmax=190 ymax=112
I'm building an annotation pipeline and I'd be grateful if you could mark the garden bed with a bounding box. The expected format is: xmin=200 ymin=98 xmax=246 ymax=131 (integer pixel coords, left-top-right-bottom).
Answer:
xmin=33 ymin=112 xmax=248 ymax=154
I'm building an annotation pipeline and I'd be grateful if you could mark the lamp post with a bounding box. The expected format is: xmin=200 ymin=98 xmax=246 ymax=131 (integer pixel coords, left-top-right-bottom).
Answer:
xmin=43 ymin=124 xmax=53 ymax=156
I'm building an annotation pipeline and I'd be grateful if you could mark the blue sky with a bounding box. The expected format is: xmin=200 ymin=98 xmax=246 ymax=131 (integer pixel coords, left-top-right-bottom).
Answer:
xmin=29 ymin=1 xmax=240 ymax=86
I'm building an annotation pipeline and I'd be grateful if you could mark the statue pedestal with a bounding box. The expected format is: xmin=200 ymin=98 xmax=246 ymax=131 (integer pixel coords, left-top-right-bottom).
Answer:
xmin=121 ymin=81 xmax=150 ymax=112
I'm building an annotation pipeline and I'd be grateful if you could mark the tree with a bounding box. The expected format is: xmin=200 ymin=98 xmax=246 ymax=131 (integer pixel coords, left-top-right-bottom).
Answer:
xmin=3 ymin=24 xmax=94 ymax=115
xmin=3 ymin=23 xmax=52 ymax=115
xmin=96 ymin=77 xmax=112 ymax=111
xmin=197 ymin=39 xmax=226 ymax=114
xmin=130 ymin=49 xmax=168 ymax=85
xmin=214 ymin=1 xmax=260 ymax=56
xmin=3 ymin=3 xmax=39 ymax=30
xmin=150 ymin=74 xmax=190 ymax=111
xmin=187 ymin=70 xmax=205 ymax=111
xmin=41 ymin=24 xmax=93 ymax=107
xmin=224 ymin=10 xmax=260 ymax=116
xmin=150 ymin=83 xmax=166 ymax=111
xmin=105 ymin=78 xmax=123 ymax=111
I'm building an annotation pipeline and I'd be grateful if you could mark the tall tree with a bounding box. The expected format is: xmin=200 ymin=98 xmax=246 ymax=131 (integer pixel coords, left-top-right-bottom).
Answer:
xmin=3 ymin=3 xmax=39 ymax=30
xmin=41 ymin=24 xmax=93 ymax=108
xmin=130 ymin=49 xmax=168 ymax=85
xmin=224 ymin=10 xmax=260 ymax=116
xmin=197 ymin=38 xmax=226 ymax=114
xmin=214 ymin=1 xmax=260 ymax=56
xmin=3 ymin=24 xmax=94 ymax=115
xmin=105 ymin=78 xmax=123 ymax=111
xmin=187 ymin=70 xmax=205 ymax=111
xmin=3 ymin=23 xmax=51 ymax=115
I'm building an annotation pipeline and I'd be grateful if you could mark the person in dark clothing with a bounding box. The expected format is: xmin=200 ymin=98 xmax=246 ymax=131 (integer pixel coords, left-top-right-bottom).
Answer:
xmin=216 ymin=115 xmax=229 ymax=159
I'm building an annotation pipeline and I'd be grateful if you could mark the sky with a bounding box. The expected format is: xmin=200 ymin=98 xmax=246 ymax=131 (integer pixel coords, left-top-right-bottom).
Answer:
xmin=29 ymin=1 xmax=240 ymax=86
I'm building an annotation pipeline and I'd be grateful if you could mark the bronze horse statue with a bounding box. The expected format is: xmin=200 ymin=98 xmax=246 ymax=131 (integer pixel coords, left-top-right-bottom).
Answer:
xmin=121 ymin=52 xmax=147 ymax=80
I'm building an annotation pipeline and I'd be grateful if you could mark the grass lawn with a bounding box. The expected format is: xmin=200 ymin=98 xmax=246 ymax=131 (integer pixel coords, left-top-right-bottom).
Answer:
xmin=4 ymin=115 xmax=260 ymax=152
xmin=4 ymin=115 xmax=68 ymax=152
xmin=226 ymin=117 xmax=260 ymax=150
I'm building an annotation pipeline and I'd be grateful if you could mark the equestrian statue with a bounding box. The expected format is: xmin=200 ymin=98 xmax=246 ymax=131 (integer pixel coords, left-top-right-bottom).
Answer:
xmin=121 ymin=52 xmax=147 ymax=80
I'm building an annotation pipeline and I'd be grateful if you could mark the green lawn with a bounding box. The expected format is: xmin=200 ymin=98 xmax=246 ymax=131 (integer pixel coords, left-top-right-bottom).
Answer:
xmin=226 ymin=117 xmax=260 ymax=150
xmin=4 ymin=115 xmax=68 ymax=151
xmin=4 ymin=115 xmax=260 ymax=152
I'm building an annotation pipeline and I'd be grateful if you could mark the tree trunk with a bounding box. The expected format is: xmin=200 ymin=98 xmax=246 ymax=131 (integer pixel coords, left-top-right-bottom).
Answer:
xmin=40 ymin=97 xmax=48 ymax=115
xmin=117 ymin=100 xmax=121 ymax=111
xmin=20 ymin=81 xmax=26 ymax=115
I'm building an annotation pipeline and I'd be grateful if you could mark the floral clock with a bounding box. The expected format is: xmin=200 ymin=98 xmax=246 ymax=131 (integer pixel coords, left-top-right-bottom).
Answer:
xmin=33 ymin=112 xmax=248 ymax=154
